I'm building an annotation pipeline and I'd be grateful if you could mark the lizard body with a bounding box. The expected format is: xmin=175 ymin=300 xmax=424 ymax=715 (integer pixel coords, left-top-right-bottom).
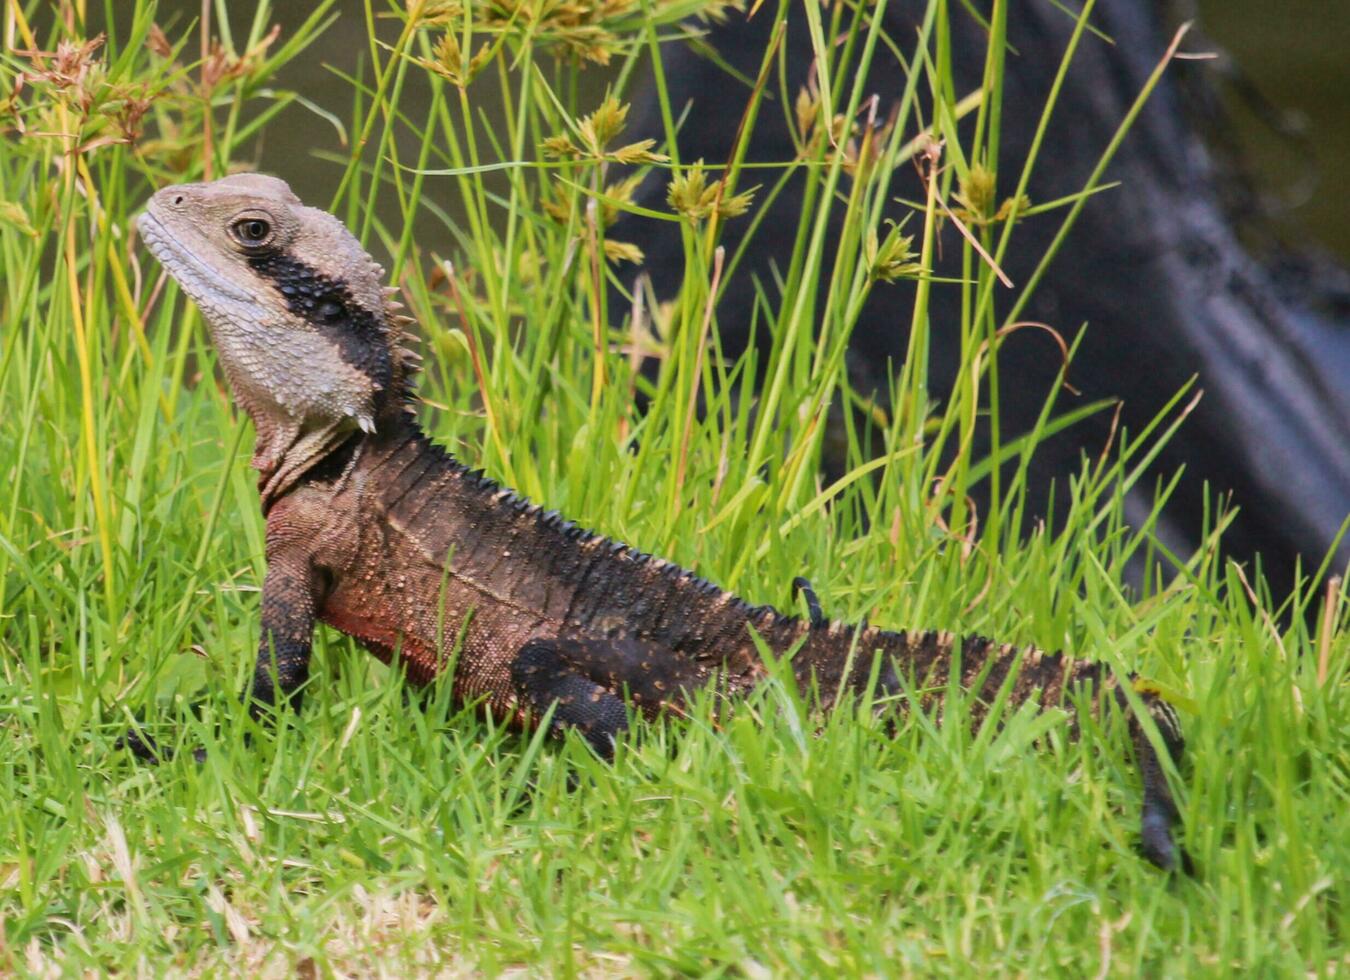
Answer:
xmin=136 ymin=173 xmax=1187 ymax=870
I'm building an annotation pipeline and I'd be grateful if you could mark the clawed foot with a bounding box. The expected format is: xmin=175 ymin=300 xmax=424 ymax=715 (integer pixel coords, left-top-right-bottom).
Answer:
xmin=117 ymin=725 xmax=168 ymax=763
xmin=117 ymin=726 xmax=207 ymax=765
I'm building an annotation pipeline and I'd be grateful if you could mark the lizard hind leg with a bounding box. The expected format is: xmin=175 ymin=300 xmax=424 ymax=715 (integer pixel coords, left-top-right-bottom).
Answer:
xmin=511 ymin=638 xmax=632 ymax=760
xmin=510 ymin=635 xmax=705 ymax=761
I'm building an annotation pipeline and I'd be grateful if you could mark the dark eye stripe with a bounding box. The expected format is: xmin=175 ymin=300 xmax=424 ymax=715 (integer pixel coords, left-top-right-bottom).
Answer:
xmin=247 ymin=250 xmax=392 ymax=393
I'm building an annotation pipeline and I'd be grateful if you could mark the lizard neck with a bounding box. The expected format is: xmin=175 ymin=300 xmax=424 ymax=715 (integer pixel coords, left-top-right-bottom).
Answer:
xmin=256 ymin=401 xmax=412 ymax=514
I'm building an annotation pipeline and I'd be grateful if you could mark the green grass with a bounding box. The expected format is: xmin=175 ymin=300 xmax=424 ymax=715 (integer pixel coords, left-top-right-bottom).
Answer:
xmin=2 ymin=0 xmax=1347 ymax=973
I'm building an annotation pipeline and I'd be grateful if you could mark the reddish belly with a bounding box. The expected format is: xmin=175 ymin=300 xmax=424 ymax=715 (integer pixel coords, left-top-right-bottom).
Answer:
xmin=319 ymin=606 xmax=442 ymax=686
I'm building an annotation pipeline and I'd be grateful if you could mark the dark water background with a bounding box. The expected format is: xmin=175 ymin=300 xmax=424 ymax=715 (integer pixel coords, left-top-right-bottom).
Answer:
xmin=126 ymin=1 xmax=1350 ymax=261
xmin=1196 ymin=0 xmax=1350 ymax=261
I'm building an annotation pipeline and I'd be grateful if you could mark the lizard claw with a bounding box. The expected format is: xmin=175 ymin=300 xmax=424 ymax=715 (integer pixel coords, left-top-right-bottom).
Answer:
xmin=118 ymin=725 xmax=209 ymax=765
xmin=117 ymin=725 xmax=170 ymax=764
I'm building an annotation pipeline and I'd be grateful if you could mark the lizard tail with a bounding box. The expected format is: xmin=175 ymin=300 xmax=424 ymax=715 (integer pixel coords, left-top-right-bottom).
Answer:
xmin=839 ymin=628 xmax=1192 ymax=871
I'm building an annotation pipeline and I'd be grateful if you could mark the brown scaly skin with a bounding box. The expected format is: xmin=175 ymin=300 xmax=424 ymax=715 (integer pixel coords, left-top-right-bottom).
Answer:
xmin=133 ymin=173 xmax=1190 ymax=871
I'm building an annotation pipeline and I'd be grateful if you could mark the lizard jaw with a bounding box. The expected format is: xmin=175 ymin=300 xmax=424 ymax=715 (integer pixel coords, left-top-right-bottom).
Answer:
xmin=137 ymin=212 xmax=256 ymax=306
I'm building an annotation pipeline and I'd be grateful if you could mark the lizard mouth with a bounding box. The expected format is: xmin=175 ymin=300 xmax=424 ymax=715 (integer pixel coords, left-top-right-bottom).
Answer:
xmin=137 ymin=211 xmax=255 ymax=305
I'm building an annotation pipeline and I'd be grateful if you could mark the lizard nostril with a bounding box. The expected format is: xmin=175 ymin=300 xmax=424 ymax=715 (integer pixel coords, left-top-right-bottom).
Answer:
xmin=172 ymin=194 xmax=184 ymax=205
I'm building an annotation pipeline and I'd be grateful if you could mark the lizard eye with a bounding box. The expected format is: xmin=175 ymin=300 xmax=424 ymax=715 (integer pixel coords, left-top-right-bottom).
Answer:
xmin=229 ymin=214 xmax=275 ymax=251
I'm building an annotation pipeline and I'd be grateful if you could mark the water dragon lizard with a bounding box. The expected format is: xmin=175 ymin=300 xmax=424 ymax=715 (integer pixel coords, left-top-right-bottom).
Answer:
xmin=132 ymin=173 xmax=1189 ymax=870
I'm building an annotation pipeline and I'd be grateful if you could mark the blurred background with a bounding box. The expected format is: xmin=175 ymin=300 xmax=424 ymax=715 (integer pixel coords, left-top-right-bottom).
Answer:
xmin=72 ymin=0 xmax=1349 ymax=597
xmin=103 ymin=0 xmax=1350 ymax=262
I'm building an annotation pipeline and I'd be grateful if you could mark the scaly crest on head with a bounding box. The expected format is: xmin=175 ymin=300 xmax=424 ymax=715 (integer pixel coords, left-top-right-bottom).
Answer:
xmin=138 ymin=173 xmax=420 ymax=501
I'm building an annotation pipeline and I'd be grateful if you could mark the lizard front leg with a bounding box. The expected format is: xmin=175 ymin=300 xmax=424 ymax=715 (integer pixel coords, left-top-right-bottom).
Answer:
xmin=123 ymin=625 xmax=310 ymax=760
xmin=245 ymin=519 xmax=327 ymax=717
xmin=121 ymin=526 xmax=324 ymax=762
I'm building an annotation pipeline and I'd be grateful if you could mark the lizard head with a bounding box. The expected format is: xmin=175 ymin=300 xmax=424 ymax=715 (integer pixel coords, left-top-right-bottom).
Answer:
xmin=138 ymin=173 xmax=418 ymax=501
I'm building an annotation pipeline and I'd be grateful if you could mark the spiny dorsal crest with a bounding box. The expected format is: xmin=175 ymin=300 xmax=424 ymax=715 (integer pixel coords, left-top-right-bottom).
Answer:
xmin=382 ymin=283 xmax=424 ymax=412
